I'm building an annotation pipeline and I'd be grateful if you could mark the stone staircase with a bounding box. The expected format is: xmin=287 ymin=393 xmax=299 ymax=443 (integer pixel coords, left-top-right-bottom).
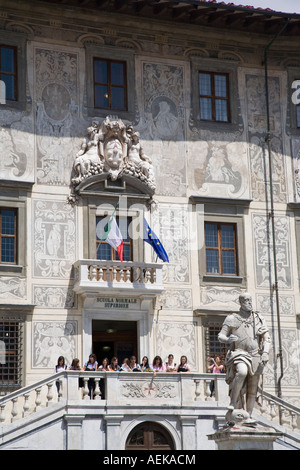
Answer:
xmin=0 ymin=371 xmax=299 ymax=450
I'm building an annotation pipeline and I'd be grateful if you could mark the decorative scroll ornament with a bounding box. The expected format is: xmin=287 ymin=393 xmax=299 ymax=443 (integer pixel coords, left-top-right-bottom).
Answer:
xmin=68 ymin=116 xmax=155 ymax=203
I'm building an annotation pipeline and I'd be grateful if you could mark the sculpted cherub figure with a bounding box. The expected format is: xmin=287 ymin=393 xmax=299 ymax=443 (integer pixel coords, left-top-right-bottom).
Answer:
xmin=73 ymin=121 xmax=101 ymax=181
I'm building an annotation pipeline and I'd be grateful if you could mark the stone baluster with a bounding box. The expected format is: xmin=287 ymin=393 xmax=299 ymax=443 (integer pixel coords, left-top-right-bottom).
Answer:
xmin=23 ymin=392 xmax=30 ymax=417
xmin=94 ymin=378 xmax=102 ymax=400
xmin=125 ymin=267 xmax=131 ymax=282
xmin=119 ymin=266 xmax=124 ymax=283
xmin=112 ymin=266 xmax=117 ymax=281
xmin=258 ymin=394 xmax=267 ymax=415
xmin=132 ymin=266 xmax=138 ymax=282
xmin=90 ymin=265 xmax=97 ymax=281
xmin=98 ymin=266 xmax=103 ymax=281
xmin=0 ymin=403 xmax=6 ymax=423
xmin=269 ymin=400 xmax=277 ymax=421
xmin=280 ymin=408 xmax=290 ymax=427
xmin=194 ymin=379 xmax=201 ymax=401
xmin=35 ymin=387 xmax=42 ymax=411
xmin=11 ymin=397 xmax=18 ymax=422
xmin=58 ymin=379 xmax=63 ymax=401
xmin=144 ymin=268 xmax=151 ymax=283
xmin=46 ymin=382 xmax=54 ymax=406
xmin=204 ymin=379 xmax=212 ymax=401
xmin=82 ymin=377 xmax=89 ymax=400
xmin=138 ymin=267 xmax=144 ymax=283
xmin=152 ymin=267 xmax=156 ymax=283
xmin=291 ymin=412 xmax=298 ymax=431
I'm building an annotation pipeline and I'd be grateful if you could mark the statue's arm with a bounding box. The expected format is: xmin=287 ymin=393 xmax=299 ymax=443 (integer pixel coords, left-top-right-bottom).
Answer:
xmin=218 ymin=318 xmax=238 ymax=344
xmin=260 ymin=330 xmax=271 ymax=364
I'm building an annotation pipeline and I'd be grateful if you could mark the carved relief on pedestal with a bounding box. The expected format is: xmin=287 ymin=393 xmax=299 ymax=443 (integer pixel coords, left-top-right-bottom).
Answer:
xmin=68 ymin=116 xmax=156 ymax=203
xmin=121 ymin=381 xmax=176 ymax=399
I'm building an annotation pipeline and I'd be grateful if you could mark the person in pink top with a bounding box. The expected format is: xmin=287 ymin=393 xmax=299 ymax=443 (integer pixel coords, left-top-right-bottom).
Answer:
xmin=151 ymin=355 xmax=165 ymax=376
xmin=207 ymin=356 xmax=224 ymax=397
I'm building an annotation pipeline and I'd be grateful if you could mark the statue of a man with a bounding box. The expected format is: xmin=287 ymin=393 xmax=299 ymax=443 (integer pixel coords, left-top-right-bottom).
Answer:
xmin=218 ymin=292 xmax=271 ymax=425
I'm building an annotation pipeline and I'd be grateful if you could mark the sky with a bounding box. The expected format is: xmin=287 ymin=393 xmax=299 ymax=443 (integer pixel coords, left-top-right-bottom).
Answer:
xmin=230 ymin=0 xmax=300 ymax=14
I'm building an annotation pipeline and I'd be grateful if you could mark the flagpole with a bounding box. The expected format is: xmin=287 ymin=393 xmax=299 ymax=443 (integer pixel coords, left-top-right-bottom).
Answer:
xmin=111 ymin=201 xmax=119 ymax=219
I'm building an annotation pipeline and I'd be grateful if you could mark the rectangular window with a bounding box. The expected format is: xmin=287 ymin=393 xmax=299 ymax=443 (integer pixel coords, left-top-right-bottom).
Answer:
xmin=0 ymin=45 xmax=17 ymax=101
xmin=205 ymin=222 xmax=237 ymax=275
xmin=0 ymin=320 xmax=23 ymax=389
xmin=0 ymin=209 xmax=17 ymax=264
xmin=205 ymin=323 xmax=228 ymax=364
xmin=94 ymin=58 xmax=127 ymax=110
xmin=198 ymin=72 xmax=230 ymax=122
xmin=96 ymin=216 xmax=132 ymax=261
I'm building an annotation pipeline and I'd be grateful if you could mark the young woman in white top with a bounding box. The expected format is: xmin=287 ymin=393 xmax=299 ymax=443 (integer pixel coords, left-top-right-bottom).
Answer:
xmin=165 ymin=354 xmax=176 ymax=372
xmin=54 ymin=356 xmax=67 ymax=393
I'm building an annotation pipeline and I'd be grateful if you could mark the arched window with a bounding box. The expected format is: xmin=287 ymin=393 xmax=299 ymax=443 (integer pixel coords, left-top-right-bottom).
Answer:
xmin=125 ymin=422 xmax=174 ymax=450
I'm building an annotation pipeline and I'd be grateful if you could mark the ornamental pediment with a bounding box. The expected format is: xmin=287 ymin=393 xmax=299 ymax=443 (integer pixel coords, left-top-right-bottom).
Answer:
xmin=69 ymin=116 xmax=155 ymax=203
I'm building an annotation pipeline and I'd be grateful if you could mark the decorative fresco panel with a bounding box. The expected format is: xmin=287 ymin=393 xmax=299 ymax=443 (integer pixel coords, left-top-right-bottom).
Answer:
xmin=33 ymin=200 xmax=76 ymax=279
xmin=34 ymin=46 xmax=80 ymax=186
xmin=246 ymin=74 xmax=287 ymax=203
xmin=33 ymin=321 xmax=77 ymax=368
xmin=136 ymin=60 xmax=187 ymax=196
xmin=252 ymin=213 xmax=292 ymax=289
xmin=155 ymin=321 xmax=196 ymax=370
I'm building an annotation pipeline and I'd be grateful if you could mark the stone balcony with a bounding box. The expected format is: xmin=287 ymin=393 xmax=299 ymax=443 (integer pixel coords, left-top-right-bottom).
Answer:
xmin=73 ymin=259 xmax=164 ymax=296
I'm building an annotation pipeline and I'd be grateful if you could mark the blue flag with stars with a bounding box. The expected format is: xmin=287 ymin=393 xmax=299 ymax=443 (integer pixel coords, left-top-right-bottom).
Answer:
xmin=143 ymin=218 xmax=169 ymax=262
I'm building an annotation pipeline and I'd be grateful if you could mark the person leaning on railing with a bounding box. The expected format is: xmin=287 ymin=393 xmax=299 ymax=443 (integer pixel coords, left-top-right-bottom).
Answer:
xmin=108 ymin=356 xmax=120 ymax=371
xmin=176 ymin=355 xmax=191 ymax=372
xmin=83 ymin=353 xmax=99 ymax=398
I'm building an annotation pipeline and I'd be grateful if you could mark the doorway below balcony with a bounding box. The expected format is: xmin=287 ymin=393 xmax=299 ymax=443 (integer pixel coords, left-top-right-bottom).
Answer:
xmin=92 ymin=319 xmax=138 ymax=366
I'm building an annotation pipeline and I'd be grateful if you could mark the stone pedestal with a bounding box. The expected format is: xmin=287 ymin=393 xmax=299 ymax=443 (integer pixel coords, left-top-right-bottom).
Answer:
xmin=208 ymin=424 xmax=283 ymax=450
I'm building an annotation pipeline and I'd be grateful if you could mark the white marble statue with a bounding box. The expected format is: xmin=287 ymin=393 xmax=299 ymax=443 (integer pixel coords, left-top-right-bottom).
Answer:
xmin=218 ymin=292 xmax=271 ymax=426
xmin=126 ymin=130 xmax=154 ymax=180
xmin=73 ymin=121 xmax=102 ymax=182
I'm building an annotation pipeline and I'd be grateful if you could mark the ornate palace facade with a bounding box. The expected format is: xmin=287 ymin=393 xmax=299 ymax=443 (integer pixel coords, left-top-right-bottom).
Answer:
xmin=0 ymin=0 xmax=300 ymax=450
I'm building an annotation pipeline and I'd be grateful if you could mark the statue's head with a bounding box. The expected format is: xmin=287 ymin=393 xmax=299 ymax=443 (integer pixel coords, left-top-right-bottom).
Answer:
xmin=239 ymin=292 xmax=253 ymax=312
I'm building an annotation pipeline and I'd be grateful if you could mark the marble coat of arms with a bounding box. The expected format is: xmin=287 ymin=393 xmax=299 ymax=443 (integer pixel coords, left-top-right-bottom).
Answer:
xmin=69 ymin=116 xmax=155 ymax=201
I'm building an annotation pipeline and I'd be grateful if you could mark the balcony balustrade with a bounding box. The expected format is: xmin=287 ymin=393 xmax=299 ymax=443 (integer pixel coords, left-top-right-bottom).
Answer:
xmin=73 ymin=259 xmax=164 ymax=295
xmin=0 ymin=371 xmax=229 ymax=425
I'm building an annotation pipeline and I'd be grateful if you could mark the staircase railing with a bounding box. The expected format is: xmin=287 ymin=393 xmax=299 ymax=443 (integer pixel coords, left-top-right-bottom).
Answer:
xmin=256 ymin=387 xmax=300 ymax=431
xmin=0 ymin=371 xmax=67 ymax=425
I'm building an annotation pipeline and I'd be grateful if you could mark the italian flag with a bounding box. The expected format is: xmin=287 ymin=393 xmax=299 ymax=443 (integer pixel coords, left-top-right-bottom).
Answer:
xmin=102 ymin=213 xmax=123 ymax=263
